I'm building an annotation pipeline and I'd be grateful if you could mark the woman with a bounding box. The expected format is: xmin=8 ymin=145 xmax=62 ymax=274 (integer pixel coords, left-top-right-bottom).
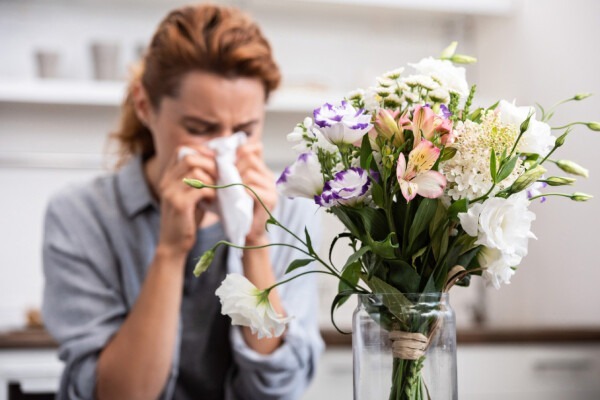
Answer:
xmin=42 ymin=4 xmax=323 ymax=400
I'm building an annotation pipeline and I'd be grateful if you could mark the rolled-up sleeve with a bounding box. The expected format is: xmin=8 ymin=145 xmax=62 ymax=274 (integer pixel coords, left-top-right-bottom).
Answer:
xmin=42 ymin=193 xmax=127 ymax=400
xmin=226 ymin=197 xmax=325 ymax=400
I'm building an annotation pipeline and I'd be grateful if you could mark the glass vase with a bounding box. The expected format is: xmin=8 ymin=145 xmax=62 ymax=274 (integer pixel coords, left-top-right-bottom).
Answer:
xmin=352 ymin=293 xmax=457 ymax=400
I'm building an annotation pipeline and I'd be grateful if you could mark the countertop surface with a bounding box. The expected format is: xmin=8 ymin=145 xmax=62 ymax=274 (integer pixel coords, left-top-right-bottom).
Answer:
xmin=2 ymin=327 xmax=600 ymax=349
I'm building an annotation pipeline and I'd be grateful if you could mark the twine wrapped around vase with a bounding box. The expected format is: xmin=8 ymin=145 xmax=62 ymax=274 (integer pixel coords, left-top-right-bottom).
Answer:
xmin=389 ymin=265 xmax=467 ymax=360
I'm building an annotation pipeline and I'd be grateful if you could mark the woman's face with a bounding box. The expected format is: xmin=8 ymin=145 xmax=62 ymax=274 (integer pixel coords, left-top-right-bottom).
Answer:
xmin=143 ymin=70 xmax=266 ymax=175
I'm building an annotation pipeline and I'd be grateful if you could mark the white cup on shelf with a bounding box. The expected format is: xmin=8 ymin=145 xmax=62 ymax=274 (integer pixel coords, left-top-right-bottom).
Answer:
xmin=34 ymin=49 xmax=61 ymax=79
xmin=90 ymin=40 xmax=121 ymax=81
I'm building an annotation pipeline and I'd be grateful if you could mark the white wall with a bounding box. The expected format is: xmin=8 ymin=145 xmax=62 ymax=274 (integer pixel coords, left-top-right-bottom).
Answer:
xmin=1 ymin=0 xmax=599 ymax=331
xmin=472 ymin=0 xmax=600 ymax=327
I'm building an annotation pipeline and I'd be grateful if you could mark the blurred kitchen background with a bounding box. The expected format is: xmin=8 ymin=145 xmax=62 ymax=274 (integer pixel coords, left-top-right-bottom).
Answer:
xmin=1 ymin=0 xmax=599 ymax=399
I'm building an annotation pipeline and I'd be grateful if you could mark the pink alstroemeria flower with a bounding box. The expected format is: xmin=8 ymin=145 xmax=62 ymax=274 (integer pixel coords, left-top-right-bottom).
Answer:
xmin=396 ymin=140 xmax=447 ymax=202
xmin=410 ymin=105 xmax=454 ymax=147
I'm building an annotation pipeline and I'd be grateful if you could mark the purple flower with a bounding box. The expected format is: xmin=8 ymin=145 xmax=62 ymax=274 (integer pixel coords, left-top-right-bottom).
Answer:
xmin=316 ymin=167 xmax=371 ymax=208
xmin=277 ymin=152 xmax=324 ymax=200
xmin=440 ymin=104 xmax=452 ymax=119
xmin=313 ymin=101 xmax=373 ymax=145
xmin=526 ymin=181 xmax=548 ymax=203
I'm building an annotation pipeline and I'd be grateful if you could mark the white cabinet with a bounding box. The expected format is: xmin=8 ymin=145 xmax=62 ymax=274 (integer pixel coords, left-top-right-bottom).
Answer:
xmin=0 ymin=350 xmax=63 ymax=400
xmin=458 ymin=344 xmax=600 ymax=400
xmin=304 ymin=344 xmax=600 ymax=400
xmin=303 ymin=348 xmax=353 ymax=400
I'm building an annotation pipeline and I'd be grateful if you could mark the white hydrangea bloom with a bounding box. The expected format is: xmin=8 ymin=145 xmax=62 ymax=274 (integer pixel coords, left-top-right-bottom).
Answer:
xmin=441 ymin=111 xmax=524 ymax=200
xmin=497 ymin=100 xmax=555 ymax=156
xmin=402 ymin=74 xmax=440 ymax=91
xmin=409 ymin=57 xmax=469 ymax=97
xmin=362 ymin=87 xmax=381 ymax=113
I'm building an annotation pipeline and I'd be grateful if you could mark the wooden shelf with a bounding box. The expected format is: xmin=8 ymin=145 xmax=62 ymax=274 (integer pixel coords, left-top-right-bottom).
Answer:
xmin=0 ymin=79 xmax=344 ymax=113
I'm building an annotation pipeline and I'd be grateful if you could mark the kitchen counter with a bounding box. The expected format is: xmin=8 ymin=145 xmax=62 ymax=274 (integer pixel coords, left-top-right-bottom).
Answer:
xmin=2 ymin=327 xmax=600 ymax=349
xmin=322 ymin=327 xmax=600 ymax=347
xmin=0 ymin=329 xmax=56 ymax=350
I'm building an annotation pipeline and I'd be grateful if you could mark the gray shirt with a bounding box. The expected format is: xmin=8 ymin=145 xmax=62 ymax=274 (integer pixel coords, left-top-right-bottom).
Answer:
xmin=42 ymin=155 xmax=324 ymax=400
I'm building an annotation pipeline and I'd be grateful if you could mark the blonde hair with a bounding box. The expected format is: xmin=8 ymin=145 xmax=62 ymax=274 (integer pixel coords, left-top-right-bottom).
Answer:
xmin=112 ymin=4 xmax=281 ymax=166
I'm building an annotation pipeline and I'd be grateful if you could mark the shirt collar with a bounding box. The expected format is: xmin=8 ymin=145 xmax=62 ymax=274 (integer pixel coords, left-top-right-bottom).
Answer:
xmin=116 ymin=155 xmax=157 ymax=218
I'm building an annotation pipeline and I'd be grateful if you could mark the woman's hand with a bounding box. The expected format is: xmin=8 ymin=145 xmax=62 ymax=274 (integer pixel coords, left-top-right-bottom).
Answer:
xmin=236 ymin=142 xmax=277 ymax=245
xmin=156 ymin=146 xmax=218 ymax=255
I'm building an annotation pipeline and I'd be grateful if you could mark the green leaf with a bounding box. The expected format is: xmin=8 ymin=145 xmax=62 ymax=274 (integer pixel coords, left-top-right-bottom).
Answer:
xmin=363 ymin=274 xmax=411 ymax=323
xmin=328 ymin=232 xmax=352 ymax=266
xmin=468 ymin=107 xmax=483 ymax=122
xmin=457 ymin=245 xmax=482 ymax=270
xmin=487 ymin=100 xmax=500 ymax=111
xmin=304 ymin=227 xmax=314 ymax=255
xmin=331 ymin=206 xmax=396 ymax=260
xmin=448 ymin=198 xmax=468 ymax=220
xmin=371 ymin=182 xmax=385 ymax=208
xmin=387 ymin=259 xmax=420 ymax=293
xmin=497 ymin=155 xmax=519 ymax=183
xmin=343 ymin=246 xmax=371 ymax=270
xmin=360 ymin=134 xmax=373 ymax=170
xmin=439 ymin=147 xmax=458 ymax=162
xmin=285 ymin=258 xmax=313 ymax=274
xmin=411 ymin=246 xmax=427 ymax=267
xmin=408 ymin=199 xmax=437 ymax=251
xmin=330 ymin=290 xmax=355 ymax=334
xmin=490 ymin=148 xmax=498 ymax=183
xmin=337 ymin=261 xmax=361 ymax=307
xmin=369 ymin=232 xmax=398 ymax=259
xmin=432 ymin=228 xmax=449 ymax=263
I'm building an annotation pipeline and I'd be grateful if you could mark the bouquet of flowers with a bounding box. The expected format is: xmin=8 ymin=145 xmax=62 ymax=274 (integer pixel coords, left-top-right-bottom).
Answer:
xmin=185 ymin=42 xmax=597 ymax=399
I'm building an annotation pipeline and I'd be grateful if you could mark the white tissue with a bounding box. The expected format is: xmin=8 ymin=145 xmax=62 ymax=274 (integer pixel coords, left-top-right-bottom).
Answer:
xmin=178 ymin=132 xmax=254 ymax=252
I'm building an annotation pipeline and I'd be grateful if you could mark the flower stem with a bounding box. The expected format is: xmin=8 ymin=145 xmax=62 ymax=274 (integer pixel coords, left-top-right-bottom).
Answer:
xmin=551 ymin=121 xmax=587 ymax=130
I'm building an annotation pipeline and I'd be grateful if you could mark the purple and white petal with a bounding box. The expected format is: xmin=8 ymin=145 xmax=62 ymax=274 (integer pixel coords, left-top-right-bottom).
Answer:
xmin=276 ymin=152 xmax=324 ymax=199
xmin=317 ymin=167 xmax=371 ymax=207
xmin=313 ymin=101 xmax=373 ymax=145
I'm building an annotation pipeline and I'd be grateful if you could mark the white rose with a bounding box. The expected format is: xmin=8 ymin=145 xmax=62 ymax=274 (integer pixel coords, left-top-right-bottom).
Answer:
xmin=458 ymin=194 xmax=536 ymax=288
xmin=460 ymin=194 xmax=536 ymax=258
xmin=518 ymin=118 xmax=555 ymax=156
xmin=216 ymin=274 xmax=292 ymax=339
xmin=477 ymin=246 xmax=519 ymax=289
xmin=497 ymin=100 xmax=555 ymax=156
xmin=409 ymin=57 xmax=469 ymax=98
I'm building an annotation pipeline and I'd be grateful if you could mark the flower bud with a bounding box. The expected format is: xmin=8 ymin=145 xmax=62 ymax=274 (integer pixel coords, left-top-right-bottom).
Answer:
xmin=556 ymin=160 xmax=589 ymax=178
xmin=544 ymin=176 xmax=576 ymax=186
xmin=574 ymin=93 xmax=592 ymax=101
xmin=440 ymin=41 xmax=458 ymax=59
xmin=511 ymin=165 xmax=546 ymax=193
xmin=450 ymin=54 xmax=477 ymax=64
xmin=375 ymin=109 xmax=400 ymax=137
xmin=586 ymin=122 xmax=600 ymax=131
xmin=194 ymin=249 xmax=215 ymax=277
xmin=183 ymin=178 xmax=206 ymax=188
xmin=555 ymin=131 xmax=568 ymax=147
xmin=520 ymin=113 xmax=532 ymax=134
xmin=571 ymin=192 xmax=593 ymax=202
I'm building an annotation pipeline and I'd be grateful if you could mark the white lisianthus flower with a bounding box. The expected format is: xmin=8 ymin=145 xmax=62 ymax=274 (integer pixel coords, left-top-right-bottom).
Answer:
xmin=460 ymin=194 xmax=536 ymax=258
xmin=458 ymin=194 xmax=536 ymax=288
xmin=216 ymin=274 xmax=292 ymax=339
xmin=277 ymin=152 xmax=324 ymax=201
xmin=316 ymin=167 xmax=371 ymax=207
xmin=313 ymin=101 xmax=373 ymax=145
xmin=409 ymin=57 xmax=469 ymax=98
xmin=497 ymin=100 xmax=555 ymax=156
xmin=476 ymin=247 xmax=519 ymax=289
